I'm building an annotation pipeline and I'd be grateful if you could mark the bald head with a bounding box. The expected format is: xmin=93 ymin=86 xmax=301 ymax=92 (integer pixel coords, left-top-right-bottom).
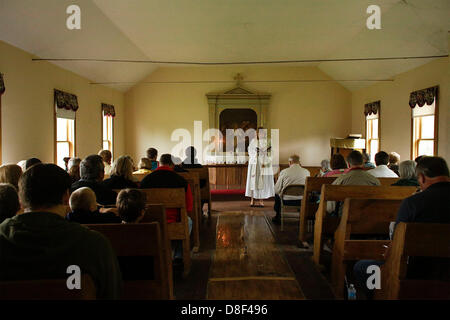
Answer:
xmin=69 ymin=187 xmax=97 ymax=212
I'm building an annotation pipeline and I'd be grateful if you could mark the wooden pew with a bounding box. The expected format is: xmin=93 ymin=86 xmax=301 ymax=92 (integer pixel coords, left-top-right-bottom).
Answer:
xmin=133 ymin=172 xmax=150 ymax=182
xmin=375 ymin=222 xmax=450 ymax=300
xmin=313 ymin=185 xmax=417 ymax=266
xmin=186 ymin=167 xmax=211 ymax=217
xmin=378 ymin=177 xmax=400 ymax=186
xmin=298 ymin=177 xmax=337 ymax=245
xmin=86 ymin=223 xmax=169 ymax=299
xmin=141 ymin=188 xmax=192 ymax=277
xmin=303 ymin=166 xmax=321 ymax=178
xmin=0 ymin=275 xmax=96 ymax=300
xmin=140 ymin=204 xmax=174 ymax=299
xmin=331 ymin=198 xmax=402 ymax=298
xmin=298 ymin=177 xmax=403 ymax=245
xmin=178 ymin=171 xmax=201 ymax=253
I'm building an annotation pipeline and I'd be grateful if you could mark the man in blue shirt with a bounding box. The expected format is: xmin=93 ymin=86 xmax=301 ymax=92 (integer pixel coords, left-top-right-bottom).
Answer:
xmin=353 ymin=156 xmax=450 ymax=299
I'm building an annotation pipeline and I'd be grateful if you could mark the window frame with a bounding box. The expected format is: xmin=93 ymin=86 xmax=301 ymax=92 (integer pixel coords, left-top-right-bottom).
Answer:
xmin=365 ymin=109 xmax=381 ymax=160
xmin=101 ymin=110 xmax=114 ymax=159
xmin=54 ymin=112 xmax=76 ymax=167
xmin=410 ymin=95 xmax=439 ymax=159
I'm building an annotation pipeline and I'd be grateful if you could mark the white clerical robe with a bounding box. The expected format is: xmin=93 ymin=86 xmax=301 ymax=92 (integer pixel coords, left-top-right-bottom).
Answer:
xmin=245 ymin=137 xmax=275 ymax=199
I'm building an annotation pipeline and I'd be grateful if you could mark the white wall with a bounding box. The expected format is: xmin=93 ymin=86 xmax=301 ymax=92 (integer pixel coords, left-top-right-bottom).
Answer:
xmin=124 ymin=65 xmax=352 ymax=166
xmin=0 ymin=40 xmax=126 ymax=164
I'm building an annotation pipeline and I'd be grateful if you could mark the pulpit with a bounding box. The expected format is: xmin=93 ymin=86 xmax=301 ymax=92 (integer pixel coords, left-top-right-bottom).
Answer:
xmin=330 ymin=136 xmax=366 ymax=158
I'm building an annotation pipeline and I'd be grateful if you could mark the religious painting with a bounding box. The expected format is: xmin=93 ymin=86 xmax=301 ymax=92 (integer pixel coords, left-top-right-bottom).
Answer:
xmin=219 ymin=108 xmax=257 ymax=152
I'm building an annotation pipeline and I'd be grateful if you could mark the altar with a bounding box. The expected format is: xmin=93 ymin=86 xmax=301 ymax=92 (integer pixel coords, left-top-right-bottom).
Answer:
xmin=206 ymin=163 xmax=321 ymax=191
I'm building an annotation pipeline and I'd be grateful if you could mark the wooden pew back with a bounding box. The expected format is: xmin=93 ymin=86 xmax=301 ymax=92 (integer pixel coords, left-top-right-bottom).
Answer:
xmin=86 ymin=222 xmax=168 ymax=299
xmin=313 ymin=185 xmax=417 ymax=265
xmin=0 ymin=275 xmax=96 ymax=300
xmin=141 ymin=188 xmax=191 ymax=277
xmin=178 ymin=172 xmax=201 ymax=252
xmin=133 ymin=172 xmax=149 ymax=182
xmin=377 ymin=222 xmax=450 ymax=300
xmin=186 ymin=167 xmax=211 ymax=216
xmin=140 ymin=204 xmax=174 ymax=299
xmin=378 ymin=177 xmax=400 ymax=186
xmin=298 ymin=177 xmax=337 ymax=243
xmin=331 ymin=198 xmax=403 ymax=298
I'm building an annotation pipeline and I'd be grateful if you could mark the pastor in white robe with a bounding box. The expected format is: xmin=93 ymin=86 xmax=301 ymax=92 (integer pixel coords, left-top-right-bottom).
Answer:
xmin=245 ymin=137 xmax=275 ymax=199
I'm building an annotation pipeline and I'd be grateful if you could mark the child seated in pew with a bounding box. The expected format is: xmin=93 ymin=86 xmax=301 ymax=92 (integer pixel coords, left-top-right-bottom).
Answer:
xmin=67 ymin=187 xmax=121 ymax=224
xmin=116 ymin=189 xmax=146 ymax=223
xmin=115 ymin=189 xmax=154 ymax=281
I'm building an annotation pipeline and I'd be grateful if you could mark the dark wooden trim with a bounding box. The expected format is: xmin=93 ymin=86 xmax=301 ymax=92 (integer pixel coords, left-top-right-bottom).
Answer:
xmin=0 ymin=95 xmax=2 ymax=164
xmin=378 ymin=104 xmax=381 ymax=151
xmin=100 ymin=108 xmax=103 ymax=153
xmin=53 ymin=108 xmax=57 ymax=164
xmin=434 ymin=87 xmax=439 ymax=155
xmin=410 ymin=107 xmax=414 ymax=160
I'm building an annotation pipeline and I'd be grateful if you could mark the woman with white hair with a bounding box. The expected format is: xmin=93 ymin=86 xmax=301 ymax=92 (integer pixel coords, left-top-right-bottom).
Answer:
xmin=317 ymin=159 xmax=331 ymax=177
xmin=391 ymin=160 xmax=420 ymax=186
xmin=103 ymin=155 xmax=138 ymax=189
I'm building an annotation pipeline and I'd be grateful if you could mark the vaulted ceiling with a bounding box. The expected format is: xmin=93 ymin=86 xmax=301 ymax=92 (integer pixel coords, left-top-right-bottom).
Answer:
xmin=1 ymin=0 xmax=449 ymax=92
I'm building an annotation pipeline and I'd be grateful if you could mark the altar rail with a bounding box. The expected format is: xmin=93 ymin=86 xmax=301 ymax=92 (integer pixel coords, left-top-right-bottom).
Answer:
xmin=206 ymin=164 xmax=321 ymax=190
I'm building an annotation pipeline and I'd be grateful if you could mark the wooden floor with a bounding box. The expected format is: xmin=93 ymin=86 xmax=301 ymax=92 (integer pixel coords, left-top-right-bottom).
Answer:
xmin=174 ymin=199 xmax=335 ymax=300
xmin=207 ymin=212 xmax=304 ymax=300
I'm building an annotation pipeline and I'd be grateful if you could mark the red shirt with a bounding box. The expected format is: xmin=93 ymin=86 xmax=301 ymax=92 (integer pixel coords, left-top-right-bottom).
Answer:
xmin=154 ymin=166 xmax=193 ymax=223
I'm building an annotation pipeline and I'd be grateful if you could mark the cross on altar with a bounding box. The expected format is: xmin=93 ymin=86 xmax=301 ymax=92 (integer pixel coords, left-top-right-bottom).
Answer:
xmin=234 ymin=73 xmax=244 ymax=86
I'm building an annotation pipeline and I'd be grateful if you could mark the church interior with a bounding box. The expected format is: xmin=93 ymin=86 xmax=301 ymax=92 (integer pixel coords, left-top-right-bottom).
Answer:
xmin=0 ymin=0 xmax=449 ymax=302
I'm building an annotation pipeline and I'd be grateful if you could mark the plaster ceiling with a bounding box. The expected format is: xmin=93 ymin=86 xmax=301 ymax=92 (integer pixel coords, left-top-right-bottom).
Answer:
xmin=1 ymin=0 xmax=448 ymax=92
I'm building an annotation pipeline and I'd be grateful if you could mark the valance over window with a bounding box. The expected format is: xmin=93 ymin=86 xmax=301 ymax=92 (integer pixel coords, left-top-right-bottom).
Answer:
xmin=0 ymin=73 xmax=5 ymax=95
xmin=102 ymin=103 xmax=116 ymax=117
xmin=409 ymin=86 xmax=438 ymax=108
xmin=364 ymin=100 xmax=380 ymax=116
xmin=54 ymin=89 xmax=79 ymax=111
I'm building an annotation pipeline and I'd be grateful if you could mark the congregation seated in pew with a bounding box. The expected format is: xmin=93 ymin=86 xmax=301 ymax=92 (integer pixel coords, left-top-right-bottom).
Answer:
xmin=98 ymin=149 xmax=113 ymax=176
xmin=362 ymin=152 xmax=375 ymax=169
xmin=353 ymin=156 xmax=450 ymax=299
xmin=0 ymin=164 xmax=122 ymax=299
xmin=71 ymin=155 xmax=117 ymax=206
xmin=368 ymin=151 xmax=399 ymax=178
xmin=317 ymin=159 xmax=331 ymax=177
xmin=0 ymin=164 xmax=22 ymax=190
xmin=103 ymin=155 xmax=139 ymax=190
xmin=388 ymin=152 xmax=401 ymax=176
xmin=67 ymin=187 xmax=121 ymax=224
xmin=147 ymin=147 xmax=159 ymax=171
xmin=272 ymin=154 xmax=310 ymax=224
xmin=0 ymin=183 xmax=20 ymax=224
xmin=323 ymin=154 xmax=348 ymax=177
xmin=67 ymin=157 xmax=81 ymax=184
xmin=140 ymin=154 xmax=193 ymax=261
xmin=133 ymin=158 xmax=153 ymax=175
xmin=328 ymin=151 xmax=380 ymax=215
xmin=391 ymin=160 xmax=420 ymax=187
xmin=117 ymin=188 xmax=146 ymax=223
xmin=181 ymin=146 xmax=203 ymax=169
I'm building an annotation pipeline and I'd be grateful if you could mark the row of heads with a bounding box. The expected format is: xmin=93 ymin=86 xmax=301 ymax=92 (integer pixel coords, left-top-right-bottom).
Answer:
xmin=327 ymin=150 xmax=449 ymax=178
xmin=97 ymin=147 xmax=199 ymax=165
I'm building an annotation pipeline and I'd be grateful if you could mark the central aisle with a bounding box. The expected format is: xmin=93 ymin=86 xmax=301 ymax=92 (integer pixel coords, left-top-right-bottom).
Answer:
xmin=206 ymin=211 xmax=305 ymax=299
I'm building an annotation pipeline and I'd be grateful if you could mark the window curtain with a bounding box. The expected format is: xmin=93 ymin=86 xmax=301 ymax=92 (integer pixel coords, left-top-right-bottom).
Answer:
xmin=54 ymin=89 xmax=78 ymax=120
xmin=0 ymin=73 xmax=5 ymax=95
xmin=102 ymin=103 xmax=116 ymax=117
xmin=409 ymin=86 xmax=438 ymax=108
xmin=364 ymin=100 xmax=380 ymax=116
